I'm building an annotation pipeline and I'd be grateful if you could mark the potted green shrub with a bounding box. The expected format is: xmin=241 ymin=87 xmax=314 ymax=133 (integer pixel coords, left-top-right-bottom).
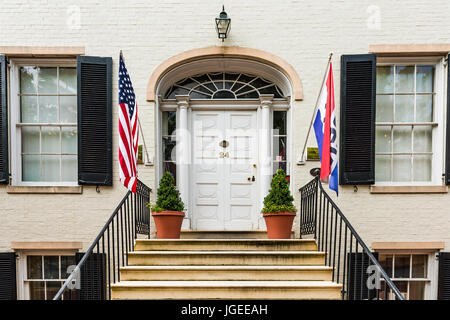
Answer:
xmin=262 ymin=169 xmax=297 ymax=239
xmin=150 ymin=172 xmax=185 ymax=239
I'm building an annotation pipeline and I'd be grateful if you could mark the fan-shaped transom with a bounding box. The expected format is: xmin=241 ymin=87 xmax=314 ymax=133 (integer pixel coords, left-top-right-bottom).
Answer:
xmin=164 ymin=72 xmax=285 ymax=99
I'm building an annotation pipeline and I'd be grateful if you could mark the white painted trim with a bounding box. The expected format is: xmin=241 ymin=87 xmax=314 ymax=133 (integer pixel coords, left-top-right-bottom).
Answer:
xmin=374 ymin=57 xmax=446 ymax=186
xmin=15 ymin=250 xmax=78 ymax=300
xmin=155 ymin=58 xmax=294 ymax=231
xmin=9 ymin=59 xmax=78 ymax=187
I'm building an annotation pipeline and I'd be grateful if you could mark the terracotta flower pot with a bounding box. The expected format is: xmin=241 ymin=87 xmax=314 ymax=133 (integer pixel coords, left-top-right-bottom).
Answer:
xmin=263 ymin=212 xmax=296 ymax=239
xmin=152 ymin=211 xmax=185 ymax=239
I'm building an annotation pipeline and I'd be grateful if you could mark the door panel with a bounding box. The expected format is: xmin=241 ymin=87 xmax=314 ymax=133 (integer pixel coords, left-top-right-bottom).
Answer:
xmin=191 ymin=110 xmax=258 ymax=231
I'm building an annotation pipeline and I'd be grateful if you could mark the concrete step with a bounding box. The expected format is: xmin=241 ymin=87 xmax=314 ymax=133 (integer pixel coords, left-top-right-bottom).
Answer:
xmin=111 ymin=280 xmax=342 ymax=300
xmin=120 ymin=265 xmax=333 ymax=281
xmin=127 ymin=251 xmax=325 ymax=266
xmin=134 ymin=239 xmax=317 ymax=251
xmin=180 ymin=231 xmax=295 ymax=239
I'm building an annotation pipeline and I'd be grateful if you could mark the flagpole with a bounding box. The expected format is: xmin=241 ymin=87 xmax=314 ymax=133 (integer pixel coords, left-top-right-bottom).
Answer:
xmin=297 ymin=53 xmax=333 ymax=165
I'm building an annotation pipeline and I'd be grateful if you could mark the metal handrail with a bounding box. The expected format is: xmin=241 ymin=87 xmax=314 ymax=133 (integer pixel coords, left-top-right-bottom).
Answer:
xmin=53 ymin=180 xmax=151 ymax=300
xmin=299 ymin=176 xmax=404 ymax=300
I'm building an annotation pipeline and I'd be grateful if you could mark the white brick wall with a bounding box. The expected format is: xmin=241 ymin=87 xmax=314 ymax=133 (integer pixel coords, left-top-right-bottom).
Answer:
xmin=1 ymin=0 xmax=450 ymax=251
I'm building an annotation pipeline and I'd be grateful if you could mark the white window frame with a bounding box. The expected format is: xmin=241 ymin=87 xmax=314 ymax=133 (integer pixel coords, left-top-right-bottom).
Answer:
xmin=378 ymin=252 xmax=439 ymax=300
xmin=16 ymin=250 xmax=78 ymax=300
xmin=9 ymin=58 xmax=78 ymax=186
xmin=374 ymin=56 xmax=446 ymax=186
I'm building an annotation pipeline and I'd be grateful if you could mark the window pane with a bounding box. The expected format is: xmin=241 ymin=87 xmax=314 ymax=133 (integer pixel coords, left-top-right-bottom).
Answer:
xmin=61 ymin=127 xmax=77 ymax=154
xmin=38 ymin=67 xmax=57 ymax=94
xmin=42 ymin=127 xmax=60 ymax=154
xmin=412 ymin=255 xmax=427 ymax=278
xmin=60 ymin=96 xmax=77 ymax=123
xmin=273 ymin=161 xmax=287 ymax=174
xmin=27 ymin=256 xmax=42 ymax=279
xmin=20 ymin=66 xmax=39 ymax=94
xmin=395 ymin=66 xmax=414 ymax=93
xmin=416 ymin=65 xmax=434 ymax=93
xmin=377 ymin=66 xmax=394 ymax=93
xmin=163 ymin=137 xmax=176 ymax=161
xmin=273 ymin=136 xmax=287 ymax=161
xmin=162 ymin=111 xmax=176 ymax=136
xmin=29 ymin=281 xmax=45 ymax=300
xmin=23 ymin=155 xmax=40 ymax=181
xmin=163 ymin=162 xmax=176 ymax=185
xmin=376 ymin=127 xmax=391 ymax=153
xmin=393 ymin=127 xmax=411 ymax=153
xmin=39 ymin=96 xmax=58 ymax=123
xmin=376 ymin=95 xmax=394 ymax=122
xmin=46 ymin=281 xmax=61 ymax=300
xmin=393 ymin=281 xmax=408 ymax=299
xmin=22 ymin=127 xmax=40 ymax=153
xmin=41 ymin=155 xmax=60 ymax=182
xmin=413 ymin=155 xmax=432 ymax=182
xmin=21 ymin=96 xmax=38 ymax=123
xmin=395 ymin=95 xmax=414 ymax=122
xmin=61 ymin=256 xmax=76 ymax=279
xmin=375 ymin=155 xmax=391 ymax=181
xmin=409 ymin=281 xmax=425 ymax=300
xmin=273 ymin=111 xmax=287 ymax=135
xmin=378 ymin=255 xmax=393 ymax=277
xmin=44 ymin=256 xmax=59 ymax=279
xmin=394 ymin=255 xmax=410 ymax=278
xmin=59 ymin=67 xmax=77 ymax=94
xmin=393 ymin=155 xmax=411 ymax=182
xmin=416 ymin=94 xmax=433 ymax=122
xmin=61 ymin=155 xmax=77 ymax=181
xmin=413 ymin=127 xmax=432 ymax=152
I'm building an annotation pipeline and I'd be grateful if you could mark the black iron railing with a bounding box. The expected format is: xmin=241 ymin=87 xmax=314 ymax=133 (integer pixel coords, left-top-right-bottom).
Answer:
xmin=53 ymin=180 xmax=151 ymax=300
xmin=299 ymin=176 xmax=404 ymax=300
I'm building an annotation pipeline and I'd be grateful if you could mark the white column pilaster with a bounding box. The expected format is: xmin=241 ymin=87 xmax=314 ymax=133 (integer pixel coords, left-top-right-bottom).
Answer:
xmin=259 ymin=94 xmax=274 ymax=214
xmin=175 ymin=95 xmax=190 ymax=228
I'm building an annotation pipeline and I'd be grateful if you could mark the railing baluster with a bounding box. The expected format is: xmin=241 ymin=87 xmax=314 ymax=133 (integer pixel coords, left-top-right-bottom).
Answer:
xmin=332 ymin=208 xmax=337 ymax=282
xmin=348 ymin=234 xmax=353 ymax=300
xmin=342 ymin=225 xmax=348 ymax=299
xmin=107 ymin=225 xmax=111 ymax=299
xmin=336 ymin=216 xmax=342 ymax=283
xmin=324 ymin=200 xmax=329 ymax=265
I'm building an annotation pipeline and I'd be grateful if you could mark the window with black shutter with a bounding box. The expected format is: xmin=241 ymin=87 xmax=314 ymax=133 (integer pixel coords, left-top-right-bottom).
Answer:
xmin=77 ymin=56 xmax=112 ymax=186
xmin=438 ymin=252 xmax=450 ymax=300
xmin=0 ymin=252 xmax=17 ymax=300
xmin=75 ymin=252 xmax=106 ymax=300
xmin=340 ymin=54 xmax=376 ymax=185
xmin=0 ymin=55 xmax=8 ymax=184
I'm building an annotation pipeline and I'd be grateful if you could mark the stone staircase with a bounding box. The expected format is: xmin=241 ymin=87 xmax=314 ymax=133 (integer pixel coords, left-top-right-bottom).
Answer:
xmin=111 ymin=238 xmax=342 ymax=299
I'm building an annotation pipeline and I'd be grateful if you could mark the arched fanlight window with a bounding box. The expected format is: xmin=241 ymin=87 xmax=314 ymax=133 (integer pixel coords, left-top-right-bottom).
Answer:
xmin=164 ymin=72 xmax=285 ymax=99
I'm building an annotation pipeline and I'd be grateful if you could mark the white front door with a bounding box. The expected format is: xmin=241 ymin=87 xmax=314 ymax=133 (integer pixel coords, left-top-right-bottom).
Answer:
xmin=191 ymin=110 xmax=258 ymax=230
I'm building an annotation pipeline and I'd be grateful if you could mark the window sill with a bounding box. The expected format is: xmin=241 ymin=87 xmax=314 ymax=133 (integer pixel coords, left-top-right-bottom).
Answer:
xmin=370 ymin=185 xmax=448 ymax=194
xmin=6 ymin=185 xmax=83 ymax=194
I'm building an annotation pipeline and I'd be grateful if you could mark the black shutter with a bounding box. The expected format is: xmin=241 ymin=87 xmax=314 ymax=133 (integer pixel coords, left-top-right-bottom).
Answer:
xmin=0 ymin=55 xmax=8 ymax=184
xmin=446 ymin=54 xmax=450 ymax=185
xmin=75 ymin=252 xmax=106 ymax=300
xmin=438 ymin=252 xmax=450 ymax=300
xmin=347 ymin=252 xmax=378 ymax=300
xmin=340 ymin=54 xmax=376 ymax=185
xmin=77 ymin=56 xmax=112 ymax=186
xmin=0 ymin=252 xmax=16 ymax=300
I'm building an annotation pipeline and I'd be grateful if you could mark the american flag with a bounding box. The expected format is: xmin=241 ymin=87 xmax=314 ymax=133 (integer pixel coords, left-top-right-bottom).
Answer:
xmin=118 ymin=52 xmax=138 ymax=193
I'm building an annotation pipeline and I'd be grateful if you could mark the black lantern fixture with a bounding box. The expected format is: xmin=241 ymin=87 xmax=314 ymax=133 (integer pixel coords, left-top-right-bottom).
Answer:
xmin=215 ymin=5 xmax=231 ymax=41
